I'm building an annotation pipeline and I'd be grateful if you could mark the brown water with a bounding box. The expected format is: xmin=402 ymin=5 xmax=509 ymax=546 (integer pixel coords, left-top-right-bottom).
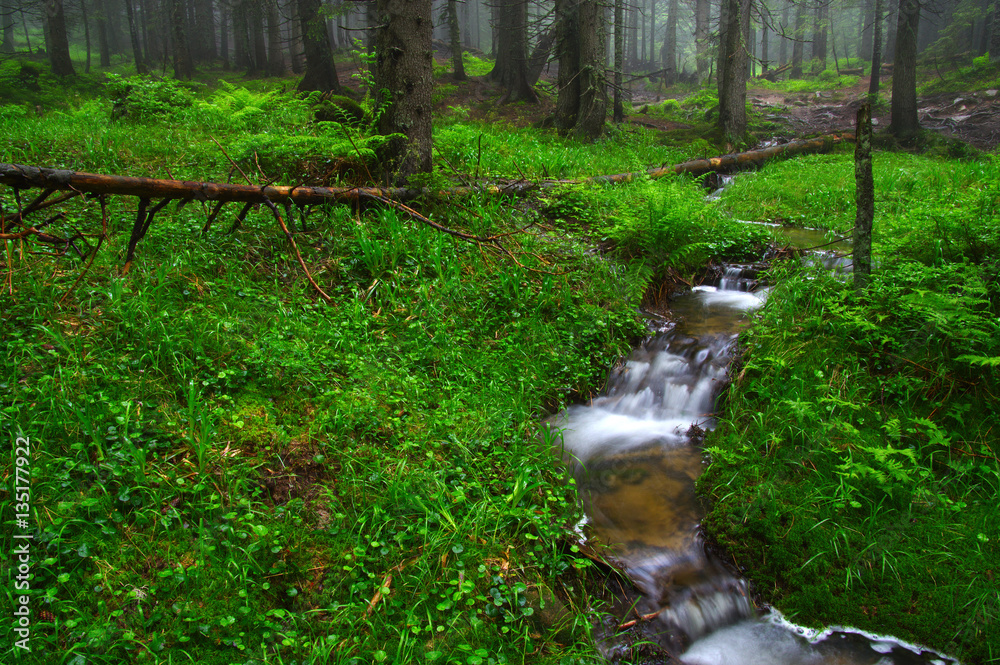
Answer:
xmin=547 ymin=232 xmax=960 ymax=665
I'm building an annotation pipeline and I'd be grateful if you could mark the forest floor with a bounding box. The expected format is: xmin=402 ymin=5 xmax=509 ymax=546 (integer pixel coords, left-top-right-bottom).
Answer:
xmin=419 ymin=56 xmax=1000 ymax=153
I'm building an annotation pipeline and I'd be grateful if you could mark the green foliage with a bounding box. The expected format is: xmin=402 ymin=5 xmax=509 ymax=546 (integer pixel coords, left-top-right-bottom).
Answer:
xmin=701 ymin=150 xmax=1000 ymax=664
xmin=310 ymin=93 xmax=369 ymax=128
xmin=193 ymin=81 xmax=310 ymax=132
xmin=107 ymin=74 xmax=195 ymax=121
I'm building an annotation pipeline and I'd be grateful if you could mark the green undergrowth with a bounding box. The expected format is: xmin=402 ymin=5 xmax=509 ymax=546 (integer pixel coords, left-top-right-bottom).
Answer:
xmin=700 ymin=154 xmax=1000 ymax=663
xmin=716 ymin=150 xmax=997 ymax=239
xmin=0 ymin=181 xmax=648 ymax=663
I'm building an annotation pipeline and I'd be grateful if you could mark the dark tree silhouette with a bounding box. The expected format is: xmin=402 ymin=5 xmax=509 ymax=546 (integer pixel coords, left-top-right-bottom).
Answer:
xmin=889 ymin=0 xmax=920 ymax=138
xmin=488 ymin=0 xmax=536 ymax=102
xmin=297 ymin=0 xmax=341 ymax=92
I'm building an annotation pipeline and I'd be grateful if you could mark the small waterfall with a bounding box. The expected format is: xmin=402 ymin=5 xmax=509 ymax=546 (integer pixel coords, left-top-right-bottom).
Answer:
xmin=549 ymin=227 xmax=961 ymax=664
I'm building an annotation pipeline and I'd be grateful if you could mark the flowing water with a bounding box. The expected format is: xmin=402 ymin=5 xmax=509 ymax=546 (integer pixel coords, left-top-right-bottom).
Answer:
xmin=547 ymin=230 xmax=959 ymax=665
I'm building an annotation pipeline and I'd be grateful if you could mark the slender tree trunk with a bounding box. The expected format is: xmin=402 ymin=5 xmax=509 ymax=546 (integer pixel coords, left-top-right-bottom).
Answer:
xmin=0 ymin=0 xmax=14 ymax=53
xmin=250 ymin=0 xmax=268 ymax=74
xmin=220 ymin=3 xmax=230 ymax=67
xmin=614 ymin=0 xmax=623 ymax=122
xmin=82 ymin=0 xmax=92 ymax=72
xmin=815 ymin=3 xmax=828 ymax=68
xmin=761 ymin=18 xmax=769 ymax=73
xmin=889 ymin=0 xmax=920 ymax=138
xmin=869 ymin=0 xmax=883 ymax=96
xmin=791 ymin=4 xmax=805 ymax=77
xmin=487 ymin=0 xmax=537 ymax=102
xmin=266 ymin=0 xmax=285 ymax=75
xmin=991 ymin=3 xmax=1000 ymax=63
xmin=45 ymin=0 xmax=76 ymax=75
xmin=95 ymin=0 xmax=111 ymax=65
xmin=779 ymin=2 xmax=788 ymax=66
xmin=854 ymin=103 xmax=873 ymax=291
xmin=20 ymin=6 xmax=32 ymax=53
xmin=627 ymin=0 xmax=637 ymax=68
xmin=171 ymin=0 xmax=194 ymax=77
xmin=664 ymin=0 xmax=677 ymax=83
xmin=374 ymin=0 xmax=434 ymax=181
xmin=125 ymin=0 xmax=149 ymax=75
xmin=297 ymin=0 xmax=341 ymax=91
xmin=447 ymin=0 xmax=466 ymax=80
xmin=526 ymin=23 xmax=556 ymax=84
xmin=649 ymin=0 xmax=656 ymax=63
xmin=288 ymin=0 xmax=302 ymax=73
xmin=575 ymin=0 xmax=607 ymax=139
xmin=861 ymin=0 xmax=874 ymax=60
xmin=884 ymin=0 xmax=897 ymax=62
xmin=695 ymin=0 xmax=709 ymax=79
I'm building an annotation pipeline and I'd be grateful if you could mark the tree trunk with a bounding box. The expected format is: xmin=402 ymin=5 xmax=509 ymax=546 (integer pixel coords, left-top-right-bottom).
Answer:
xmin=374 ymin=0 xmax=434 ymax=182
xmin=791 ymin=4 xmax=805 ymax=77
xmin=288 ymin=0 xmax=302 ymax=73
xmin=761 ymin=18 xmax=769 ymax=73
xmin=991 ymin=3 xmax=1000 ymax=63
xmin=447 ymin=0 xmax=466 ymax=80
xmin=663 ymin=0 xmax=677 ymax=83
xmin=46 ymin=0 xmax=76 ymax=75
xmin=884 ymin=0 xmax=897 ymax=62
xmin=266 ymin=0 xmax=285 ymax=75
xmin=487 ymin=0 xmax=536 ymax=102
xmin=889 ymin=0 xmax=919 ymax=138
xmin=718 ymin=0 xmax=750 ymax=142
xmin=614 ymin=0 xmax=623 ymax=122
xmin=171 ymin=0 xmax=194 ymax=78
xmin=868 ymin=0 xmax=883 ymax=96
xmin=250 ymin=0 xmax=268 ymax=74
xmin=1 ymin=0 xmax=14 ymax=53
xmin=627 ymin=0 xmax=637 ymax=68
xmin=815 ymin=3 xmax=828 ymax=68
xmin=556 ymin=0 xmax=607 ymax=141
xmin=861 ymin=0 xmax=874 ymax=60
xmin=125 ymin=0 xmax=148 ymax=72
xmin=297 ymin=0 xmax=341 ymax=92
xmin=649 ymin=0 xmax=656 ymax=63
xmin=779 ymin=2 xmax=788 ymax=66
xmin=195 ymin=0 xmax=217 ymax=61
xmin=526 ymin=23 xmax=556 ymax=85
xmin=853 ymin=103 xmax=873 ymax=291
xmin=220 ymin=3 xmax=230 ymax=67
xmin=82 ymin=0 xmax=92 ymax=72
xmin=95 ymin=0 xmax=111 ymax=66
xmin=694 ymin=0 xmax=709 ymax=79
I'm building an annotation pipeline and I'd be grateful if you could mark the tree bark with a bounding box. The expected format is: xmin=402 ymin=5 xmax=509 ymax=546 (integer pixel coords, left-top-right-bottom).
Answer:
xmin=868 ymin=0 xmax=883 ymax=97
xmin=718 ymin=0 xmax=750 ymax=142
xmin=614 ymin=0 xmax=624 ymax=123
xmin=266 ymin=0 xmax=285 ymax=76
xmin=1 ymin=0 xmax=14 ymax=53
xmin=779 ymin=2 xmax=788 ymax=66
xmin=695 ymin=0 xmax=709 ymax=79
xmin=884 ymin=0 xmax=898 ymax=62
xmin=125 ymin=0 xmax=147 ymax=73
xmin=374 ymin=0 xmax=434 ymax=182
xmin=815 ymin=2 xmax=828 ymax=68
xmin=555 ymin=0 xmax=607 ymax=141
xmin=171 ymin=0 xmax=194 ymax=78
xmin=861 ymin=0 xmax=874 ymax=60
xmin=447 ymin=0 xmax=466 ymax=80
xmin=46 ymin=0 xmax=76 ymax=75
xmin=663 ymin=0 xmax=677 ymax=84
xmin=297 ymin=0 xmax=341 ymax=92
xmin=991 ymin=2 xmax=1000 ymax=63
xmin=791 ymin=3 xmax=805 ymax=77
xmin=96 ymin=0 xmax=111 ymax=66
xmin=488 ymin=0 xmax=537 ymax=102
xmin=889 ymin=0 xmax=920 ymax=139
xmin=526 ymin=23 xmax=556 ymax=85
xmin=853 ymin=103 xmax=873 ymax=291
xmin=82 ymin=0 xmax=92 ymax=72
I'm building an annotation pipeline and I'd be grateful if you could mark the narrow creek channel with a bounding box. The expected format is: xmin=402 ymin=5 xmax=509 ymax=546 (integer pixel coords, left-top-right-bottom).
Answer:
xmin=547 ymin=227 xmax=960 ymax=665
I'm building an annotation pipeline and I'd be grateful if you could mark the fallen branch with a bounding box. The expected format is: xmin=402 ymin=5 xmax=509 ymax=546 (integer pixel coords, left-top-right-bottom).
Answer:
xmin=0 ymin=134 xmax=852 ymax=207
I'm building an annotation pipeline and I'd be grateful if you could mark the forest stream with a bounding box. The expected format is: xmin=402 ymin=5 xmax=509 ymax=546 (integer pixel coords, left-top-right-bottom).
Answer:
xmin=547 ymin=226 xmax=961 ymax=665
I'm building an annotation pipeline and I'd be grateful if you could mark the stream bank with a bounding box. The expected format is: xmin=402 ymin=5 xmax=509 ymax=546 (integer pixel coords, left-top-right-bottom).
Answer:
xmin=547 ymin=224 xmax=980 ymax=664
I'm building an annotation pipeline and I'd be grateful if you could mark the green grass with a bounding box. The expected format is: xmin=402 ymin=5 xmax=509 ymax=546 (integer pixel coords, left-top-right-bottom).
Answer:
xmin=700 ymin=152 xmax=1000 ymax=664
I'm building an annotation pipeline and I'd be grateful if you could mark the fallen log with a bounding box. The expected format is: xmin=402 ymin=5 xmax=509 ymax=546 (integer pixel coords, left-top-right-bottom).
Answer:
xmin=0 ymin=133 xmax=852 ymax=205
xmin=1 ymin=134 xmax=852 ymax=298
